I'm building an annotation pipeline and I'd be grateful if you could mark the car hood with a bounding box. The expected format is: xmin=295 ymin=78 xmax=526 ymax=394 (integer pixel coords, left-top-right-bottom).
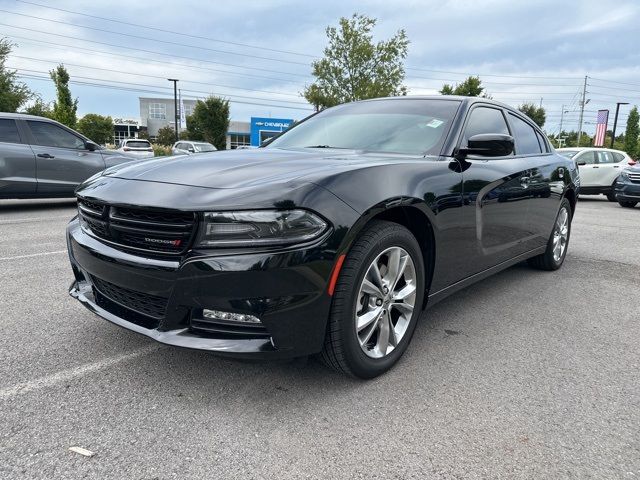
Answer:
xmin=104 ymin=147 xmax=409 ymax=189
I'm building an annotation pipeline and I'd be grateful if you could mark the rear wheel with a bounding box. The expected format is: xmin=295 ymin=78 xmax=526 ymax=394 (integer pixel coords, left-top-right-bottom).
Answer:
xmin=321 ymin=220 xmax=425 ymax=378
xmin=619 ymin=201 xmax=638 ymax=208
xmin=527 ymin=198 xmax=572 ymax=271
xmin=606 ymin=192 xmax=617 ymax=202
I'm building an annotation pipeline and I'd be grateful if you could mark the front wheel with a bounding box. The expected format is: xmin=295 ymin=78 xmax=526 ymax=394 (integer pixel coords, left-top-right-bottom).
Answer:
xmin=619 ymin=201 xmax=638 ymax=208
xmin=528 ymin=198 xmax=572 ymax=271
xmin=320 ymin=220 xmax=425 ymax=378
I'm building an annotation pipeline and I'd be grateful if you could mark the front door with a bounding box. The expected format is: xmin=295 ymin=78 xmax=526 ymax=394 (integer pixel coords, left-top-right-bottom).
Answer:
xmin=25 ymin=120 xmax=105 ymax=196
xmin=457 ymin=105 xmax=535 ymax=274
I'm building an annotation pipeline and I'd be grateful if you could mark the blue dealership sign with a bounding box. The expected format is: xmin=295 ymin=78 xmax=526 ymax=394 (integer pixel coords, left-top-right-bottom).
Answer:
xmin=250 ymin=117 xmax=293 ymax=146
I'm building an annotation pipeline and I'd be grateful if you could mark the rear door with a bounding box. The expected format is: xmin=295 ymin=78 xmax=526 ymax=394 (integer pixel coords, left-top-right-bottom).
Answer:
xmin=25 ymin=120 xmax=105 ymax=195
xmin=0 ymin=118 xmax=37 ymax=197
xmin=506 ymin=112 xmax=556 ymax=250
xmin=595 ymin=150 xmax=622 ymax=187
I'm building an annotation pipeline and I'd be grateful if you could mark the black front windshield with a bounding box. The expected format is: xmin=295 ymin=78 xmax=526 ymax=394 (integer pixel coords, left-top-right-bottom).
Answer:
xmin=267 ymin=99 xmax=461 ymax=156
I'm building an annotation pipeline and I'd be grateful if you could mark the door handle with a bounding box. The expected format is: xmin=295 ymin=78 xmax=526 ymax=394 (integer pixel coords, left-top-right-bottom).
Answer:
xmin=613 ymin=165 xmax=619 ymax=168
xmin=592 ymin=166 xmax=599 ymax=168
xmin=37 ymin=153 xmax=55 ymax=159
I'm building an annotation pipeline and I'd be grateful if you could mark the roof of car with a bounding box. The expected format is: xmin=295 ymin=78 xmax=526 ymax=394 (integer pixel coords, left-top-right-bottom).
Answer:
xmin=358 ymin=95 xmax=518 ymax=111
xmin=557 ymin=147 xmax=627 ymax=154
xmin=0 ymin=112 xmax=57 ymax=120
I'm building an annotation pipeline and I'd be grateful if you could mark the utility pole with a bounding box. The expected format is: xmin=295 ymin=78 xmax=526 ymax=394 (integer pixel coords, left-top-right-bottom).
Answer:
xmin=577 ymin=76 xmax=588 ymax=147
xmin=610 ymin=102 xmax=629 ymax=148
xmin=168 ymin=78 xmax=179 ymax=143
xmin=539 ymin=97 xmax=543 ymax=108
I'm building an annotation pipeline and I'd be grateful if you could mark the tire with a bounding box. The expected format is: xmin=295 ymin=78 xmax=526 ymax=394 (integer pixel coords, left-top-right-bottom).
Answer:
xmin=320 ymin=220 xmax=425 ymax=379
xmin=606 ymin=192 xmax=617 ymax=202
xmin=619 ymin=201 xmax=638 ymax=208
xmin=527 ymin=198 xmax=572 ymax=271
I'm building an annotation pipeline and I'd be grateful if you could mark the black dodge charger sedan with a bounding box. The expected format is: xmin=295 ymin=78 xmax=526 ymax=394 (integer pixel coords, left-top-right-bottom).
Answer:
xmin=67 ymin=96 xmax=578 ymax=378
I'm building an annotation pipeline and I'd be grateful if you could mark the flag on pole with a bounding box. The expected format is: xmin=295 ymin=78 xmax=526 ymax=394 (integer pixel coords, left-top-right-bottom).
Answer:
xmin=594 ymin=109 xmax=609 ymax=147
xmin=179 ymin=90 xmax=187 ymax=130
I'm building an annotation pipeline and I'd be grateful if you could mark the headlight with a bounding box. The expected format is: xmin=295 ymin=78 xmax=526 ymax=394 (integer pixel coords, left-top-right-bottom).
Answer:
xmin=196 ymin=210 xmax=328 ymax=247
xmin=619 ymin=170 xmax=630 ymax=181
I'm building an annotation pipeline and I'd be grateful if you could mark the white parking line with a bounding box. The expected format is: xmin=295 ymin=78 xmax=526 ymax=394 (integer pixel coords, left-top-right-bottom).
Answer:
xmin=0 ymin=250 xmax=67 ymax=261
xmin=0 ymin=345 xmax=160 ymax=399
xmin=0 ymin=215 xmax=72 ymax=225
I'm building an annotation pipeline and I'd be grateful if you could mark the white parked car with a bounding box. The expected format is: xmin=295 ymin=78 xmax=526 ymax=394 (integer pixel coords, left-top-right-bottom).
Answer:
xmin=171 ymin=141 xmax=217 ymax=156
xmin=115 ymin=139 xmax=154 ymax=159
xmin=558 ymin=147 xmax=636 ymax=201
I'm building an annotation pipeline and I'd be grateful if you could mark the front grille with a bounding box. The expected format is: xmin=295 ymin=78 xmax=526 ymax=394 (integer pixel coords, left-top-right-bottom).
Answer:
xmin=91 ymin=275 xmax=168 ymax=320
xmin=77 ymin=198 xmax=197 ymax=256
xmin=628 ymin=172 xmax=640 ymax=184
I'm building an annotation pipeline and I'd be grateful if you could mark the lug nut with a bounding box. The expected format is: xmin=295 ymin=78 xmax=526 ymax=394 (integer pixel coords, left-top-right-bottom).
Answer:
xmin=376 ymin=298 xmax=383 ymax=306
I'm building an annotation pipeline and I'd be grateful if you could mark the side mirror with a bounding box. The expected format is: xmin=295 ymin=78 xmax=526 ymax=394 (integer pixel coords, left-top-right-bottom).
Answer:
xmin=576 ymin=160 xmax=586 ymax=166
xmin=456 ymin=134 xmax=514 ymax=159
xmin=85 ymin=141 xmax=99 ymax=151
xmin=188 ymin=148 xmax=195 ymax=153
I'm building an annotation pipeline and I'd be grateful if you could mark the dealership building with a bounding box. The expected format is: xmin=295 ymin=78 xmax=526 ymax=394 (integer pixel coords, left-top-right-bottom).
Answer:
xmin=138 ymin=97 xmax=293 ymax=149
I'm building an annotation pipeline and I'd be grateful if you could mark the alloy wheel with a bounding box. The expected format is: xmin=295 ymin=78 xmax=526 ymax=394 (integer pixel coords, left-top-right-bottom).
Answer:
xmin=355 ymin=247 xmax=417 ymax=359
xmin=552 ymin=206 xmax=569 ymax=262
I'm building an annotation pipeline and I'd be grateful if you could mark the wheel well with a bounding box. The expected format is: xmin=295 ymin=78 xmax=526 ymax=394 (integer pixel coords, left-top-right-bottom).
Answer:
xmin=370 ymin=206 xmax=435 ymax=307
xmin=564 ymin=188 xmax=577 ymax=214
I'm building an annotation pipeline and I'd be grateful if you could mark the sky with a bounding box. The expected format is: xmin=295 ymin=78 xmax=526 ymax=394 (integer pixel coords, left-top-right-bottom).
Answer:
xmin=1 ymin=0 xmax=639 ymax=136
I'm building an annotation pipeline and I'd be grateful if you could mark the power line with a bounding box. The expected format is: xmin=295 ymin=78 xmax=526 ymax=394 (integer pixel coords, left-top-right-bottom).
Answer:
xmin=0 ymin=9 xmax=310 ymax=66
xmin=5 ymin=34 xmax=306 ymax=84
xmin=12 ymin=68 xmax=310 ymax=107
xmin=0 ymin=23 xmax=310 ymax=79
xmin=17 ymin=73 xmax=314 ymax=112
xmin=11 ymin=55 xmax=304 ymax=99
xmin=13 ymin=0 xmax=317 ymax=59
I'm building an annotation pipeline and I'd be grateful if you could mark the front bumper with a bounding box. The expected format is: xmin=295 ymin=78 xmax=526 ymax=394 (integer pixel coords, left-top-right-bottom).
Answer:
xmin=614 ymin=180 xmax=640 ymax=202
xmin=67 ymin=218 xmax=335 ymax=359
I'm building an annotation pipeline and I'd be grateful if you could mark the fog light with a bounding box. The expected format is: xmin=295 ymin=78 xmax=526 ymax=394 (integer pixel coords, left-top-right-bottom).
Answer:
xmin=202 ymin=309 xmax=261 ymax=324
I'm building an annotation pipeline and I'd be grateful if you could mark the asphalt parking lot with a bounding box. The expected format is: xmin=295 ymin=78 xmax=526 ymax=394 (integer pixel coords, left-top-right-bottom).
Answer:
xmin=1 ymin=196 xmax=638 ymax=479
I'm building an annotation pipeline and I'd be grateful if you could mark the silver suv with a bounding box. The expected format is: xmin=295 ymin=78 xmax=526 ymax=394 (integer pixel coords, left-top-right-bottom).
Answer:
xmin=171 ymin=140 xmax=217 ymax=156
xmin=0 ymin=113 xmax=133 ymax=199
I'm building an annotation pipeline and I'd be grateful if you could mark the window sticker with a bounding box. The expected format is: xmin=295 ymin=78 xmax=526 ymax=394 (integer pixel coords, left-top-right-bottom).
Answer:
xmin=426 ymin=119 xmax=444 ymax=128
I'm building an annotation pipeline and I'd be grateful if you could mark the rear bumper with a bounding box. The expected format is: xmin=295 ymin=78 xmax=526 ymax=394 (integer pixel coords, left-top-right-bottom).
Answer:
xmin=614 ymin=181 xmax=640 ymax=202
xmin=67 ymin=218 xmax=335 ymax=359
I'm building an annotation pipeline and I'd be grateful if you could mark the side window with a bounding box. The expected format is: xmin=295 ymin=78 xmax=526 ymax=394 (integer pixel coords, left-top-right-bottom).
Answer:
xmin=508 ymin=114 xmax=542 ymax=155
xmin=462 ymin=107 xmax=510 ymax=148
xmin=597 ymin=151 xmax=614 ymax=164
xmin=535 ymin=131 xmax=549 ymax=153
xmin=0 ymin=119 xmax=21 ymax=143
xmin=577 ymin=151 xmax=596 ymax=165
xmin=27 ymin=121 xmax=85 ymax=149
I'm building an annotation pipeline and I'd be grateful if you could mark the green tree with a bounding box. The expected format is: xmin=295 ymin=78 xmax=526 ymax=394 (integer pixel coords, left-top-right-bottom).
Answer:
xmin=23 ymin=97 xmax=53 ymax=118
xmin=518 ymin=103 xmax=546 ymax=127
xmin=49 ymin=64 xmax=78 ymax=128
xmin=302 ymin=14 xmax=409 ymax=110
xmin=624 ymin=106 xmax=639 ymax=158
xmin=187 ymin=96 xmax=230 ymax=149
xmin=0 ymin=38 xmax=32 ymax=112
xmin=155 ymin=125 xmax=176 ymax=146
xmin=76 ymin=114 xmax=113 ymax=145
xmin=440 ymin=76 xmax=486 ymax=97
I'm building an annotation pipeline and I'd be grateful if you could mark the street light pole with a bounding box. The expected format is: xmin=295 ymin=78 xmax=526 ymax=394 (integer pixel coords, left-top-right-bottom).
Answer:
xmin=610 ymin=102 xmax=629 ymax=149
xmin=168 ymin=78 xmax=179 ymax=143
